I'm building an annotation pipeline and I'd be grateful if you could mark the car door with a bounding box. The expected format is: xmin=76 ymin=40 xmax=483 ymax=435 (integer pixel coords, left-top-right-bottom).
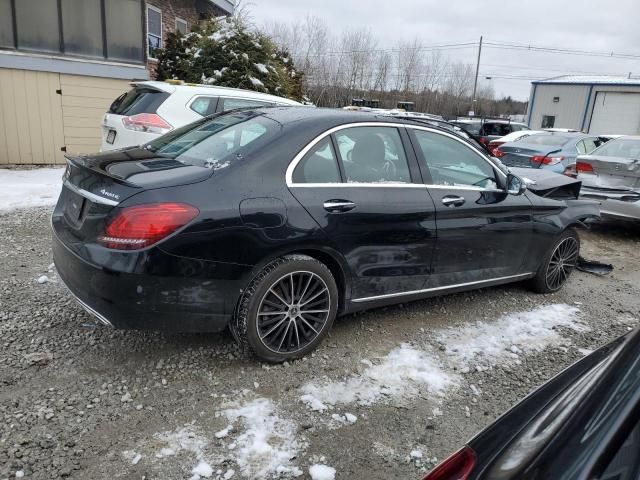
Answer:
xmin=287 ymin=124 xmax=437 ymax=301
xmin=407 ymin=127 xmax=534 ymax=288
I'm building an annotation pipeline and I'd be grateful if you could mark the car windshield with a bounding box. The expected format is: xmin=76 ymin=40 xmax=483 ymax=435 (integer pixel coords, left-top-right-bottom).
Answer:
xmin=591 ymin=138 xmax=640 ymax=159
xmin=522 ymin=135 xmax=572 ymax=147
xmin=144 ymin=111 xmax=281 ymax=170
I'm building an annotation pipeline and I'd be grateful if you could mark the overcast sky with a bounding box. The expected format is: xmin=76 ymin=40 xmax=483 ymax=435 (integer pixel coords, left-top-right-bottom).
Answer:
xmin=246 ymin=0 xmax=640 ymax=101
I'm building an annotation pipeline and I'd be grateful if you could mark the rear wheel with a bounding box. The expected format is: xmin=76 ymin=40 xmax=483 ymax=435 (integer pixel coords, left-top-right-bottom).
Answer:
xmin=231 ymin=255 xmax=338 ymax=362
xmin=529 ymin=228 xmax=580 ymax=293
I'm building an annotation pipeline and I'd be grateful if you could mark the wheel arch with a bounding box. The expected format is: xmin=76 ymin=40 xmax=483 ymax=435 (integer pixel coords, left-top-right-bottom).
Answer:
xmin=236 ymin=245 xmax=352 ymax=316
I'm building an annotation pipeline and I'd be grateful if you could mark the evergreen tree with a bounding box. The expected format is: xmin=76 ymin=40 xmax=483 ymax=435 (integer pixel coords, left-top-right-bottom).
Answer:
xmin=155 ymin=17 xmax=303 ymax=101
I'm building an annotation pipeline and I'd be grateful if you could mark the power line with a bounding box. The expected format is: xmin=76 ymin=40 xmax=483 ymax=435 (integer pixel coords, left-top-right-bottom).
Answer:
xmin=484 ymin=40 xmax=640 ymax=60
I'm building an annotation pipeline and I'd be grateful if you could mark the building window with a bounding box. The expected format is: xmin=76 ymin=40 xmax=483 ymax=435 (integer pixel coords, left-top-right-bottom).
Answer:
xmin=176 ymin=18 xmax=188 ymax=35
xmin=541 ymin=115 xmax=556 ymax=129
xmin=106 ymin=0 xmax=145 ymax=62
xmin=61 ymin=0 xmax=103 ymax=58
xmin=147 ymin=5 xmax=162 ymax=59
xmin=0 ymin=0 xmax=14 ymax=48
xmin=15 ymin=0 xmax=61 ymax=53
xmin=1 ymin=0 xmax=144 ymax=63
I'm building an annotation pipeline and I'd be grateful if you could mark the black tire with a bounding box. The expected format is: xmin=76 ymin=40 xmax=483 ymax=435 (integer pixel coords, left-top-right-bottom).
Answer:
xmin=230 ymin=255 xmax=339 ymax=363
xmin=529 ymin=228 xmax=580 ymax=293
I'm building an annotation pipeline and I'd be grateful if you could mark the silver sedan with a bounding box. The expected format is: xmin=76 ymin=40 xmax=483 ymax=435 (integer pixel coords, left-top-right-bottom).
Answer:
xmin=571 ymin=136 xmax=640 ymax=221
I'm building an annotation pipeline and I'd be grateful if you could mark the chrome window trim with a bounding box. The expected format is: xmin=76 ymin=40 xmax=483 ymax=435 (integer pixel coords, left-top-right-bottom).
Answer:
xmin=63 ymin=180 xmax=120 ymax=206
xmin=352 ymin=272 xmax=534 ymax=303
xmin=285 ymin=122 xmax=507 ymax=189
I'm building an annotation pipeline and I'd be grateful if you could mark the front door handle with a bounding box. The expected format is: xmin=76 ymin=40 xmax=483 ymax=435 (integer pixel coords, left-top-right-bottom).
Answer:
xmin=441 ymin=195 xmax=465 ymax=207
xmin=323 ymin=199 xmax=356 ymax=213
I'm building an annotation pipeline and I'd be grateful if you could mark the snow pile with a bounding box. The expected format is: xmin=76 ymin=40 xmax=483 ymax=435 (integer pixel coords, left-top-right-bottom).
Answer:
xmin=300 ymin=345 xmax=453 ymax=411
xmin=309 ymin=464 xmax=336 ymax=480
xmin=223 ymin=398 xmax=302 ymax=478
xmin=0 ymin=168 xmax=64 ymax=212
xmin=191 ymin=460 xmax=214 ymax=479
xmin=154 ymin=426 xmax=208 ymax=459
xmin=437 ymin=304 xmax=586 ymax=369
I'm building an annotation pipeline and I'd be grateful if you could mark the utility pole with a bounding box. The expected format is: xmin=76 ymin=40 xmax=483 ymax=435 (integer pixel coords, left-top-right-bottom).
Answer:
xmin=471 ymin=36 xmax=483 ymax=116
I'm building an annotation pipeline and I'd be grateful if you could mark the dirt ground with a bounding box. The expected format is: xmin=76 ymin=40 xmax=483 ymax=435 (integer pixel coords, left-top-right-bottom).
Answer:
xmin=0 ymin=208 xmax=638 ymax=480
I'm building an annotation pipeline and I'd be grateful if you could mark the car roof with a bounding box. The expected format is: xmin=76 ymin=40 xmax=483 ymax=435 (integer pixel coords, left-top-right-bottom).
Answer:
xmin=133 ymin=81 xmax=303 ymax=106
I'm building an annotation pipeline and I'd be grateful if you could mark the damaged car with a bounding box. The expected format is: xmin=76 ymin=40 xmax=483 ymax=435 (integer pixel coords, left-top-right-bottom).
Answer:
xmin=565 ymin=136 xmax=640 ymax=222
xmin=51 ymin=108 xmax=599 ymax=362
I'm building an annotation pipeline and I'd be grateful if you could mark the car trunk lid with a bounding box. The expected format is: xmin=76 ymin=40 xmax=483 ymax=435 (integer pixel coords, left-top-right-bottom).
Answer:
xmin=55 ymin=148 xmax=212 ymax=244
xmin=578 ymin=154 xmax=640 ymax=190
xmin=500 ymin=144 xmax=561 ymax=169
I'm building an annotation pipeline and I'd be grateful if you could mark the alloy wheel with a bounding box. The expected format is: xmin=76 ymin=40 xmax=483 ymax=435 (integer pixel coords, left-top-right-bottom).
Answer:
xmin=256 ymin=271 xmax=331 ymax=354
xmin=545 ymin=237 xmax=579 ymax=291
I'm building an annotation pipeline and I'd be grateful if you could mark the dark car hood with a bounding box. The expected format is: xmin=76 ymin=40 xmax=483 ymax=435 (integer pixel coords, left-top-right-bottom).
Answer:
xmin=510 ymin=167 xmax=582 ymax=199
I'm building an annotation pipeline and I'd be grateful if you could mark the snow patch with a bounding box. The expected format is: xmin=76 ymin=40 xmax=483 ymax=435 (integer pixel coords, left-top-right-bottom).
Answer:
xmin=154 ymin=426 xmax=208 ymax=459
xmin=436 ymin=304 xmax=586 ymax=369
xmin=309 ymin=464 xmax=336 ymax=480
xmin=254 ymin=63 xmax=269 ymax=74
xmin=191 ymin=460 xmax=213 ymax=478
xmin=300 ymin=345 xmax=453 ymax=410
xmin=223 ymin=398 xmax=302 ymax=478
xmin=249 ymin=76 xmax=264 ymax=88
xmin=0 ymin=168 xmax=64 ymax=212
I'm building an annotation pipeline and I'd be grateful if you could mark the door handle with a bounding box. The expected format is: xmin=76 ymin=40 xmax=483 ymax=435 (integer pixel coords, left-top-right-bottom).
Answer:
xmin=441 ymin=195 xmax=465 ymax=207
xmin=323 ymin=200 xmax=356 ymax=213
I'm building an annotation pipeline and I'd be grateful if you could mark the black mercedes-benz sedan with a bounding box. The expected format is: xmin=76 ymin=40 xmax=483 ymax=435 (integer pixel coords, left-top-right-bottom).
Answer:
xmin=422 ymin=326 xmax=640 ymax=480
xmin=52 ymin=107 xmax=599 ymax=361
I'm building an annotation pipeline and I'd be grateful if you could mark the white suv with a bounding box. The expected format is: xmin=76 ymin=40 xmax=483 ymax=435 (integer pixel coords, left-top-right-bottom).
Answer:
xmin=101 ymin=81 xmax=303 ymax=151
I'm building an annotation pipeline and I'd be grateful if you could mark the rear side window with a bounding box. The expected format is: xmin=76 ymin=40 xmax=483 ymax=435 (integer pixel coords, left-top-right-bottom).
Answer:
xmin=109 ymin=87 xmax=169 ymax=115
xmin=190 ymin=96 xmax=218 ymax=116
xmin=293 ymin=137 xmax=341 ymax=184
xmin=220 ymin=97 xmax=274 ymax=111
xmin=145 ymin=111 xmax=280 ymax=170
xmin=335 ymin=127 xmax=411 ymax=183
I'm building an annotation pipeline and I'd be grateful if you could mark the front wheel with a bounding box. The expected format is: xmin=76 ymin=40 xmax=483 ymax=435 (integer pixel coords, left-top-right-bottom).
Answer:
xmin=529 ymin=228 xmax=580 ymax=293
xmin=231 ymin=255 xmax=338 ymax=363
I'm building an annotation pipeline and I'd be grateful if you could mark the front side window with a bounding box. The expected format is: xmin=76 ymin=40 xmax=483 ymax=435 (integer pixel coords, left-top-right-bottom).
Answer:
xmin=220 ymin=97 xmax=273 ymax=111
xmin=292 ymin=137 xmax=341 ymax=184
xmin=335 ymin=127 xmax=411 ymax=184
xmin=413 ymin=130 xmax=497 ymax=189
xmin=145 ymin=111 xmax=280 ymax=170
xmin=147 ymin=5 xmax=162 ymax=59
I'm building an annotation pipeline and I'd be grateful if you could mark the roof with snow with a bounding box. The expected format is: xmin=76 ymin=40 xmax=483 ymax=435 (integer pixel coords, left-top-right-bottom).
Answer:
xmin=533 ymin=75 xmax=640 ymax=86
xmin=206 ymin=0 xmax=234 ymax=15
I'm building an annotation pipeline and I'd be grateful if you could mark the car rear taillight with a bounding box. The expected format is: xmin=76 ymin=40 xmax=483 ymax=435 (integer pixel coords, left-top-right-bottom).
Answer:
xmin=576 ymin=161 xmax=594 ymax=173
xmin=531 ymin=155 xmax=564 ymax=166
xmin=479 ymin=136 xmax=488 ymax=145
xmin=98 ymin=203 xmax=199 ymax=250
xmin=122 ymin=113 xmax=172 ymax=134
xmin=422 ymin=447 xmax=476 ymax=480
xmin=493 ymin=148 xmax=505 ymax=158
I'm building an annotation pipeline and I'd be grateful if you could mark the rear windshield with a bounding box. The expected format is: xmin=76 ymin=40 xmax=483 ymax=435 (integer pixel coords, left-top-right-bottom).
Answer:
xmin=453 ymin=122 xmax=481 ymax=135
xmin=481 ymin=123 xmax=512 ymax=136
xmin=592 ymin=138 xmax=640 ymax=158
xmin=144 ymin=110 xmax=280 ymax=170
xmin=109 ymin=87 xmax=170 ymax=115
xmin=523 ymin=135 xmax=572 ymax=147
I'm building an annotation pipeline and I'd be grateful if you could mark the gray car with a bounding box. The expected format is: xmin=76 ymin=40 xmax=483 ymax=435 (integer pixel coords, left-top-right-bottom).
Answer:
xmin=573 ymin=136 xmax=640 ymax=221
xmin=496 ymin=132 xmax=602 ymax=174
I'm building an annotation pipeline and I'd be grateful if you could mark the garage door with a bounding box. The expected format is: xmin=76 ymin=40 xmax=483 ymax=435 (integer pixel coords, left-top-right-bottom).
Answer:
xmin=589 ymin=91 xmax=640 ymax=135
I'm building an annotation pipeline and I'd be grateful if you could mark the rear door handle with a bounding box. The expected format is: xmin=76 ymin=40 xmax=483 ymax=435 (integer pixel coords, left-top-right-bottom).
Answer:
xmin=441 ymin=195 xmax=465 ymax=207
xmin=323 ymin=200 xmax=356 ymax=213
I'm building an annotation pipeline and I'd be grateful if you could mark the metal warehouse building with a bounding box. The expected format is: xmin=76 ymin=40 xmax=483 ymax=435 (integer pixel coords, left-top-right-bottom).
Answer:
xmin=527 ymin=75 xmax=640 ymax=135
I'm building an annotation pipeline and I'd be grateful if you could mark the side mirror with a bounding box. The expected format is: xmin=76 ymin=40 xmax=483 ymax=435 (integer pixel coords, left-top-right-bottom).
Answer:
xmin=506 ymin=173 xmax=527 ymax=196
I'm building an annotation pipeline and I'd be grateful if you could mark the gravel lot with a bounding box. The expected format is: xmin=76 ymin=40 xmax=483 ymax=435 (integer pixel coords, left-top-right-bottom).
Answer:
xmin=1 ymin=207 xmax=638 ymax=480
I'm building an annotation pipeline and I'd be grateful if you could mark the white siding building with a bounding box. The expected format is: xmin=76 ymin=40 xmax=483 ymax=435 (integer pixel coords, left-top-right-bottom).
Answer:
xmin=526 ymin=76 xmax=640 ymax=135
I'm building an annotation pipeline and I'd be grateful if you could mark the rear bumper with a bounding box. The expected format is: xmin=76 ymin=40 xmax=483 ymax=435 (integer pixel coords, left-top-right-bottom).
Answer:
xmin=580 ymin=187 xmax=640 ymax=221
xmin=52 ymin=228 xmax=239 ymax=332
